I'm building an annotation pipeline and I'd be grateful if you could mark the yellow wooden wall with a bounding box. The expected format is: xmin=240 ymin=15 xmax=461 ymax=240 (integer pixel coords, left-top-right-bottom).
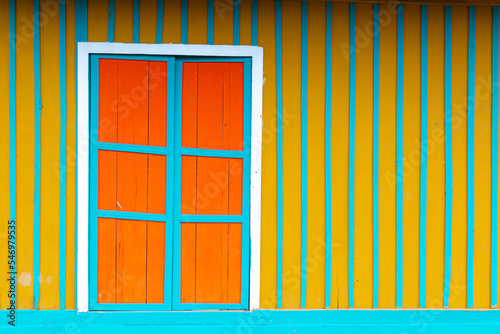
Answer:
xmin=1 ymin=0 xmax=499 ymax=310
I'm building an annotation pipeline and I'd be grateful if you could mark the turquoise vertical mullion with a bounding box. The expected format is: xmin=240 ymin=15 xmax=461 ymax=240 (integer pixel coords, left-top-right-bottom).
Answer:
xmin=276 ymin=0 xmax=283 ymax=310
xmin=164 ymin=59 xmax=176 ymax=310
xmin=34 ymin=0 xmax=41 ymax=311
xmin=252 ymin=0 xmax=258 ymax=46
xmin=132 ymin=0 xmax=139 ymax=43
xmin=444 ymin=4 xmax=453 ymax=309
xmin=467 ymin=5 xmax=476 ymax=309
xmin=107 ymin=0 xmax=115 ymax=42
xmin=207 ymin=0 xmax=214 ymax=45
xmin=181 ymin=0 xmax=188 ymax=44
xmin=59 ymin=0 xmax=67 ymax=310
xmin=88 ymin=55 xmax=100 ymax=310
xmin=419 ymin=4 xmax=428 ymax=310
xmin=300 ymin=0 xmax=308 ymax=309
xmin=492 ymin=5 xmax=499 ymax=309
xmin=241 ymin=59 xmax=252 ymax=309
xmin=233 ymin=0 xmax=240 ymax=45
xmin=172 ymin=60 xmax=183 ymax=311
xmin=396 ymin=3 xmax=404 ymax=309
xmin=372 ymin=2 xmax=380 ymax=310
xmin=324 ymin=0 xmax=332 ymax=310
xmin=156 ymin=0 xmax=165 ymax=44
xmin=348 ymin=2 xmax=355 ymax=309
xmin=8 ymin=0 xmax=16 ymax=310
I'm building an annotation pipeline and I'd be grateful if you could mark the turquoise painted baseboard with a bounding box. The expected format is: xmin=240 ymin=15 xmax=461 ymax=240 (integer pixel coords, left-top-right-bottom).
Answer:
xmin=1 ymin=310 xmax=500 ymax=333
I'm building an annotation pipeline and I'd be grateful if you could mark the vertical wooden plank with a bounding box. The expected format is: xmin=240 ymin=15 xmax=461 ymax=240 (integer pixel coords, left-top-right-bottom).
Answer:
xmin=116 ymin=219 xmax=147 ymax=303
xmin=281 ymin=0 xmax=302 ymax=309
xmin=163 ymin=0 xmax=181 ymax=44
xmin=87 ymin=0 xmax=108 ymax=42
xmin=148 ymin=61 xmax=168 ymax=147
xmin=188 ymin=0 xmax=207 ymax=44
xmin=180 ymin=222 xmax=196 ymax=302
xmin=198 ymin=63 xmax=224 ymax=150
xmin=378 ymin=2 xmax=398 ymax=309
xmin=107 ymin=0 xmax=115 ymax=42
xmin=213 ymin=0 xmax=232 ymax=45
xmin=196 ymin=223 xmax=222 ymax=302
xmin=66 ymin=0 xmax=77 ymax=309
xmin=450 ymin=5 xmax=468 ymax=309
xmin=0 ymin=0 xmax=10 ymax=310
xmin=133 ymin=0 xmax=139 ymax=43
xmin=228 ymin=223 xmax=242 ymax=303
xmin=98 ymin=59 xmax=117 ymax=144
xmin=16 ymin=0 xmax=35 ymax=309
xmin=331 ymin=2 xmax=350 ymax=309
xmin=40 ymin=0 xmax=63 ymax=307
xmin=233 ymin=0 xmax=240 ymax=45
xmin=115 ymin=0 xmax=133 ymax=43
xmin=97 ymin=218 xmax=116 ymax=303
xmin=226 ymin=63 xmax=244 ymax=151
xmin=348 ymin=2 xmax=355 ymax=309
xmin=181 ymin=62 xmax=198 ymax=149
xmin=306 ymin=1 xmax=326 ymax=309
xmin=427 ymin=5 xmax=446 ymax=309
xmin=474 ymin=5 xmax=492 ymax=309
xmin=258 ymin=0 xmax=278 ymax=309
xmin=240 ymin=0 xmax=252 ymax=46
xmin=353 ymin=3 xmax=373 ymax=309
xmin=207 ymin=0 xmax=214 ymax=44
xmin=156 ymin=0 xmax=164 ymax=43
xmin=402 ymin=4 xmax=420 ymax=309
xmin=34 ymin=0 xmax=41 ymax=311
xmin=146 ymin=154 xmax=166 ymax=303
xmin=220 ymin=222 xmax=229 ymax=303
xmin=117 ymin=60 xmax=149 ymax=146
xmin=139 ymin=0 xmax=156 ymax=44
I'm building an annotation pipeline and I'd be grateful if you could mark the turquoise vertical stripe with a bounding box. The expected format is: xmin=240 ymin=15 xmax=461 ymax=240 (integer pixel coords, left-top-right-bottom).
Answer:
xmin=372 ymin=2 xmax=380 ymax=310
xmin=396 ymin=3 xmax=404 ymax=309
xmin=107 ymin=0 xmax=115 ymax=42
xmin=444 ymin=4 xmax=453 ymax=309
xmin=419 ymin=4 xmax=428 ymax=310
xmin=181 ymin=0 xmax=188 ymax=44
xmin=8 ymin=0 xmax=16 ymax=310
xmin=492 ymin=5 xmax=499 ymax=309
xmin=34 ymin=0 xmax=41 ymax=310
xmin=133 ymin=0 xmax=139 ymax=43
xmin=300 ymin=0 xmax=308 ymax=309
xmin=74 ymin=0 xmax=87 ymax=306
xmin=252 ymin=0 xmax=258 ymax=46
xmin=325 ymin=0 xmax=332 ymax=310
xmin=156 ymin=0 xmax=165 ymax=44
xmin=467 ymin=5 xmax=476 ymax=309
xmin=59 ymin=0 xmax=67 ymax=310
xmin=207 ymin=0 xmax=214 ymax=44
xmin=276 ymin=0 xmax=283 ymax=310
xmin=348 ymin=2 xmax=355 ymax=309
xmin=233 ymin=0 xmax=240 ymax=45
